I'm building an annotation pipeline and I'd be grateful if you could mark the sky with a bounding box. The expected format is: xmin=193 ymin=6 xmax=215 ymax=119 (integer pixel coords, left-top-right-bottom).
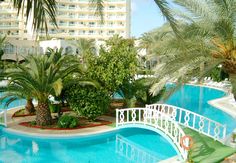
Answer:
xmin=131 ymin=0 xmax=166 ymax=38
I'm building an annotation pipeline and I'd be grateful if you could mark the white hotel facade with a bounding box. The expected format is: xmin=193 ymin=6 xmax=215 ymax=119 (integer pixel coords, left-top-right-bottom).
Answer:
xmin=0 ymin=0 xmax=131 ymax=40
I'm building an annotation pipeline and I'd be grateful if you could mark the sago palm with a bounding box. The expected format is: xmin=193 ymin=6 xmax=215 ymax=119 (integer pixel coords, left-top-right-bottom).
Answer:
xmin=0 ymin=53 xmax=81 ymax=125
xmin=149 ymin=0 xmax=236 ymax=100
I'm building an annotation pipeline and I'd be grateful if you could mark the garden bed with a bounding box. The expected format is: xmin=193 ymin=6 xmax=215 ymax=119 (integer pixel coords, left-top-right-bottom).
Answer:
xmin=19 ymin=118 xmax=112 ymax=130
xmin=12 ymin=107 xmax=71 ymax=118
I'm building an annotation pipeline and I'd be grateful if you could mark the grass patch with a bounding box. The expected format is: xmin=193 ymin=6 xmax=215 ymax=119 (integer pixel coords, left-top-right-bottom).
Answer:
xmin=106 ymin=122 xmax=116 ymax=128
xmin=184 ymin=128 xmax=236 ymax=163
xmin=0 ymin=117 xmax=3 ymax=123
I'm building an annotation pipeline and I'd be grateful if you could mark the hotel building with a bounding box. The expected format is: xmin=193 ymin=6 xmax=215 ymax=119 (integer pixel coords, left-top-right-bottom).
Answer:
xmin=0 ymin=0 xmax=131 ymax=40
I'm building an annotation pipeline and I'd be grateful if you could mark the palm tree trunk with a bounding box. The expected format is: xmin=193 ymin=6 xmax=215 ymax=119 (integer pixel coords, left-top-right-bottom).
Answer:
xmin=200 ymin=62 xmax=205 ymax=76
xmin=229 ymin=74 xmax=236 ymax=101
xmin=36 ymin=102 xmax=52 ymax=126
xmin=25 ymin=98 xmax=35 ymax=114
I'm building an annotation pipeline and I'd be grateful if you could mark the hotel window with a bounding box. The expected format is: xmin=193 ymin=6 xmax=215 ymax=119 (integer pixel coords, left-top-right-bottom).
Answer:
xmin=88 ymin=30 xmax=94 ymax=34
xmin=79 ymin=14 xmax=85 ymax=18
xmin=69 ymin=30 xmax=75 ymax=35
xmin=59 ymin=21 xmax=65 ymax=26
xmin=69 ymin=13 xmax=75 ymax=18
xmin=69 ymin=22 xmax=75 ymax=26
xmin=119 ymin=22 xmax=124 ymax=26
xmin=60 ymin=29 xmax=65 ymax=33
xmin=108 ymin=22 xmax=114 ymax=27
xmin=79 ymin=30 xmax=86 ymax=34
xmin=108 ymin=5 xmax=115 ymax=10
xmin=89 ymin=22 xmax=95 ymax=27
xmin=69 ymin=5 xmax=76 ymax=9
xmin=108 ymin=30 xmax=115 ymax=35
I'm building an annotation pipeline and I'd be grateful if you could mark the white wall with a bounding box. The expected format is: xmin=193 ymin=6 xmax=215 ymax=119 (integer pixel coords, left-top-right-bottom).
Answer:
xmin=39 ymin=39 xmax=77 ymax=54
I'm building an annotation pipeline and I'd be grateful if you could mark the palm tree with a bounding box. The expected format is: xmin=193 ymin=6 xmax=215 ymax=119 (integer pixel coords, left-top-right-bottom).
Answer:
xmin=0 ymin=53 xmax=81 ymax=125
xmin=0 ymin=35 xmax=6 ymax=58
xmin=149 ymin=0 xmax=236 ymax=100
xmin=74 ymin=38 xmax=96 ymax=64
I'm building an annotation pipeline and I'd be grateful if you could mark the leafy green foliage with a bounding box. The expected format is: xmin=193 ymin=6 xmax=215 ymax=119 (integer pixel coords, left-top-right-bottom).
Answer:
xmin=57 ymin=114 xmax=79 ymax=128
xmin=208 ymin=66 xmax=229 ymax=82
xmin=135 ymin=79 xmax=166 ymax=106
xmin=0 ymin=50 xmax=82 ymax=125
xmin=65 ymin=84 xmax=110 ymax=121
xmin=144 ymin=0 xmax=236 ymax=98
xmin=12 ymin=0 xmax=57 ymax=32
xmin=49 ymin=104 xmax=61 ymax=113
xmin=118 ymin=79 xmax=166 ymax=107
xmin=86 ymin=35 xmax=138 ymax=95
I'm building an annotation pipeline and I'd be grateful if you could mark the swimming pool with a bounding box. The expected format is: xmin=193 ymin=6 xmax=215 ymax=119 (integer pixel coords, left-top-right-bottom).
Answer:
xmin=166 ymin=85 xmax=236 ymax=134
xmin=0 ymin=85 xmax=235 ymax=163
xmin=0 ymin=128 xmax=176 ymax=163
xmin=0 ymin=92 xmax=26 ymax=110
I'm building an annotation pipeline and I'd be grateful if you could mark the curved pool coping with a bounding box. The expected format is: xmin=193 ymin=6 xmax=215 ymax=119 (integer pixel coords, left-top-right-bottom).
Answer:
xmin=2 ymin=84 xmax=236 ymax=138
xmin=186 ymin=83 xmax=236 ymax=119
xmin=1 ymin=84 xmax=235 ymax=163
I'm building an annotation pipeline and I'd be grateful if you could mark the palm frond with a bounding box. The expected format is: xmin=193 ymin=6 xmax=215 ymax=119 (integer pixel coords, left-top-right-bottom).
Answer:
xmin=12 ymin=0 xmax=57 ymax=32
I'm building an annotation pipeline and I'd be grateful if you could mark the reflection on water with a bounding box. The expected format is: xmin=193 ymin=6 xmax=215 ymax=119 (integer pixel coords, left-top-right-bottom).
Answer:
xmin=116 ymin=135 xmax=159 ymax=163
xmin=0 ymin=128 xmax=177 ymax=163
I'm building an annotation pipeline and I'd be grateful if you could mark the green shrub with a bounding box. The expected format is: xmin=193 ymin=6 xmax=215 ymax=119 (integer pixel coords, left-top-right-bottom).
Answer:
xmin=57 ymin=114 xmax=79 ymax=128
xmin=49 ymin=104 xmax=61 ymax=113
xmin=65 ymin=84 xmax=110 ymax=121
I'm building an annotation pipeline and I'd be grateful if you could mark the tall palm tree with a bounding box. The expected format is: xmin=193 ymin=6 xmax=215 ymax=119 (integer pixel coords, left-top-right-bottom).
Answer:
xmin=0 ymin=53 xmax=81 ymax=125
xmin=149 ymin=0 xmax=236 ymax=100
xmin=9 ymin=0 xmax=178 ymax=34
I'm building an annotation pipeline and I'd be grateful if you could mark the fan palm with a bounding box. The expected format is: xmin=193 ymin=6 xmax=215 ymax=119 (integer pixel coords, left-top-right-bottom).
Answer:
xmin=149 ymin=0 xmax=236 ymax=100
xmin=0 ymin=53 xmax=81 ymax=125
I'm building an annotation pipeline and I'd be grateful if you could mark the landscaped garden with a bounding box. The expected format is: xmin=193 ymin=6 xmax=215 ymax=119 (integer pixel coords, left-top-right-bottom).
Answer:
xmin=0 ymin=0 xmax=236 ymax=162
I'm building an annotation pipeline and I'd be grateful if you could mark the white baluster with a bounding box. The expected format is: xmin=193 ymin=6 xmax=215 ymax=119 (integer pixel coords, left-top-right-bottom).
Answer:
xmin=116 ymin=109 xmax=118 ymax=127
xmin=207 ymin=120 xmax=211 ymax=135
xmin=127 ymin=110 xmax=129 ymax=123
xmin=192 ymin=113 xmax=196 ymax=128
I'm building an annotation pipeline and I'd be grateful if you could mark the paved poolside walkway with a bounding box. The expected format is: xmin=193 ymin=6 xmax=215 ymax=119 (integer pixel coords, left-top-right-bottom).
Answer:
xmin=209 ymin=94 xmax=236 ymax=119
xmin=184 ymin=128 xmax=236 ymax=163
xmin=5 ymin=108 xmax=115 ymax=137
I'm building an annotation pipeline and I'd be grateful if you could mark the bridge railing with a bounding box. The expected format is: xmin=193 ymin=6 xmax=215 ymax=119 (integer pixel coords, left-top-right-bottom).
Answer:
xmin=146 ymin=104 xmax=227 ymax=142
xmin=116 ymin=108 xmax=188 ymax=161
xmin=0 ymin=109 xmax=7 ymax=127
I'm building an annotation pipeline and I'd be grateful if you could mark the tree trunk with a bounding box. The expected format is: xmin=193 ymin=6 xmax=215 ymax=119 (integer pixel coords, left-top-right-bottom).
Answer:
xmin=229 ymin=74 xmax=236 ymax=101
xmin=36 ymin=102 xmax=52 ymax=126
xmin=200 ymin=62 xmax=205 ymax=76
xmin=25 ymin=98 xmax=35 ymax=114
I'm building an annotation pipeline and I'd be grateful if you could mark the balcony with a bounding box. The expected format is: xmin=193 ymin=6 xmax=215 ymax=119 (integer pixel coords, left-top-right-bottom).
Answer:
xmin=0 ymin=25 xmax=18 ymax=29
xmin=59 ymin=23 xmax=68 ymax=26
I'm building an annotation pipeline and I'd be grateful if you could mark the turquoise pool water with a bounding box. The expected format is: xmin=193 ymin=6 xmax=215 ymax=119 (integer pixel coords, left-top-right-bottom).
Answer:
xmin=0 ymin=85 xmax=235 ymax=163
xmin=0 ymin=128 xmax=176 ymax=163
xmin=166 ymin=85 xmax=236 ymax=134
xmin=0 ymin=93 xmax=26 ymax=110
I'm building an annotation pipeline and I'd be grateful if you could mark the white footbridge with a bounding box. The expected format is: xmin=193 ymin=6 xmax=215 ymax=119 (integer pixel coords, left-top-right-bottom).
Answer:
xmin=116 ymin=104 xmax=227 ymax=161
